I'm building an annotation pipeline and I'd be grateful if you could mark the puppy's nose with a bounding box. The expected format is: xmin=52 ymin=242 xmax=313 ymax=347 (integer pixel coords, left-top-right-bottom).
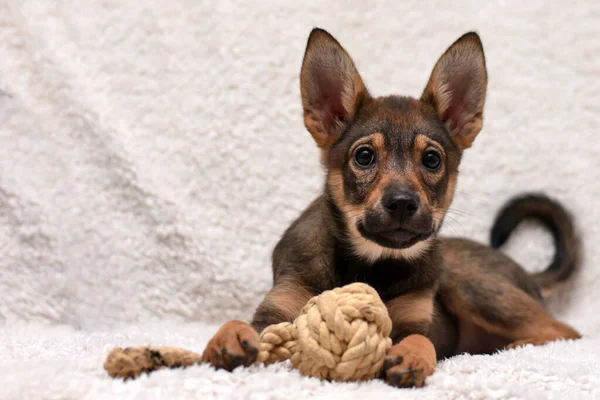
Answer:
xmin=383 ymin=190 xmax=420 ymax=222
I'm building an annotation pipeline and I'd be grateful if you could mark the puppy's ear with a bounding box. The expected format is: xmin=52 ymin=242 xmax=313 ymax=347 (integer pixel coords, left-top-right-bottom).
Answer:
xmin=421 ymin=32 xmax=487 ymax=149
xmin=300 ymin=28 xmax=370 ymax=149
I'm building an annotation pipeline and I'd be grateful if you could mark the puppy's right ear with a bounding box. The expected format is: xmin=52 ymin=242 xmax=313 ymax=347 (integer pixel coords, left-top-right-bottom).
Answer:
xmin=300 ymin=28 xmax=370 ymax=149
xmin=421 ymin=32 xmax=487 ymax=149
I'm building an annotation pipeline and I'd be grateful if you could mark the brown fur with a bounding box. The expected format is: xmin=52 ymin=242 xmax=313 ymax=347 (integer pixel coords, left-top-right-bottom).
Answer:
xmin=386 ymin=291 xmax=435 ymax=342
xmin=264 ymin=281 xmax=314 ymax=321
xmin=251 ymin=278 xmax=315 ymax=332
xmin=439 ymin=238 xmax=580 ymax=353
xmin=202 ymin=28 xmax=581 ymax=389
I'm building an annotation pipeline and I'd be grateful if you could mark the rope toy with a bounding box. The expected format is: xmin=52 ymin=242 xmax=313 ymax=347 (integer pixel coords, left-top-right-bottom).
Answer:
xmin=257 ymin=282 xmax=392 ymax=381
xmin=104 ymin=346 xmax=203 ymax=380
xmin=104 ymin=283 xmax=392 ymax=381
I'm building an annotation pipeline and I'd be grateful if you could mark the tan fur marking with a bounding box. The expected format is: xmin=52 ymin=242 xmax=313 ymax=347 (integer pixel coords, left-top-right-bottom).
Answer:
xmin=371 ymin=132 xmax=386 ymax=157
xmin=443 ymin=172 xmax=457 ymax=209
xmin=431 ymin=171 xmax=458 ymax=230
xmin=414 ymin=134 xmax=445 ymax=160
xmin=202 ymin=320 xmax=260 ymax=370
xmin=384 ymin=334 xmax=437 ymax=387
xmin=265 ymin=280 xmax=314 ymax=322
xmin=327 ymin=169 xmax=361 ymax=216
xmin=350 ymin=236 xmax=433 ymax=263
xmin=386 ymin=291 xmax=435 ymax=326
xmin=414 ymin=134 xmax=431 ymax=154
xmin=388 ymin=334 xmax=437 ymax=368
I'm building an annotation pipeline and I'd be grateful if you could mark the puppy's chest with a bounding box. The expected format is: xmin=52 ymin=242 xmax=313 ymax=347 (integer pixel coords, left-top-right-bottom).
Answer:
xmin=334 ymin=256 xmax=420 ymax=302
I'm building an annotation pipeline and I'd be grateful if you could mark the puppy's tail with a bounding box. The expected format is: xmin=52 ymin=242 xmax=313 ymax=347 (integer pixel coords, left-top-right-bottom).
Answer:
xmin=490 ymin=193 xmax=580 ymax=297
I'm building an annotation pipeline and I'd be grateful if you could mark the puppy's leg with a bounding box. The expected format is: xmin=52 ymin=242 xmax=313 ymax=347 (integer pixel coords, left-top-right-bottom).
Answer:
xmin=439 ymin=270 xmax=580 ymax=352
xmin=383 ymin=290 xmax=437 ymax=388
xmin=201 ymin=320 xmax=260 ymax=371
xmin=251 ymin=279 xmax=315 ymax=333
xmin=202 ymin=279 xmax=314 ymax=371
xmin=384 ymin=334 xmax=437 ymax=388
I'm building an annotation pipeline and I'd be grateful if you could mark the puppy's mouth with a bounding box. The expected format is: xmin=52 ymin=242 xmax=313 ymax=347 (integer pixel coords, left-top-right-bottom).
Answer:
xmin=357 ymin=223 xmax=433 ymax=250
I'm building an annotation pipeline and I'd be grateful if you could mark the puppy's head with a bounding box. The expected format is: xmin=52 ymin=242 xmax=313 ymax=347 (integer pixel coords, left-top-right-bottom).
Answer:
xmin=300 ymin=29 xmax=487 ymax=261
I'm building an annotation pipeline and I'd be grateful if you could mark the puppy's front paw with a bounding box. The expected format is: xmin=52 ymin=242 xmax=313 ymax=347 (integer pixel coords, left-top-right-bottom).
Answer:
xmin=202 ymin=320 xmax=260 ymax=371
xmin=383 ymin=340 xmax=436 ymax=388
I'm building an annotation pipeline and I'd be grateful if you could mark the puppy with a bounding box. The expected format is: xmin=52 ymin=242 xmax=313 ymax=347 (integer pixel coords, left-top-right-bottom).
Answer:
xmin=202 ymin=29 xmax=581 ymax=388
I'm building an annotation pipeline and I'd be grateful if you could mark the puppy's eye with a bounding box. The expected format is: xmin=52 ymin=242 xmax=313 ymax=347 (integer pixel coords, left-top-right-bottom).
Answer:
xmin=422 ymin=150 xmax=441 ymax=170
xmin=354 ymin=147 xmax=375 ymax=167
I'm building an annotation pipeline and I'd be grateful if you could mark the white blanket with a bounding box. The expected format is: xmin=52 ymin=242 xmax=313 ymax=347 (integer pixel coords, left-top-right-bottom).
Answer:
xmin=1 ymin=1 xmax=599 ymax=399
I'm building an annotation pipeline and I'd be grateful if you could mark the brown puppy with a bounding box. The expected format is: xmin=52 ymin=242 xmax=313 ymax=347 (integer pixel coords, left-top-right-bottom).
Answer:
xmin=202 ymin=29 xmax=581 ymax=388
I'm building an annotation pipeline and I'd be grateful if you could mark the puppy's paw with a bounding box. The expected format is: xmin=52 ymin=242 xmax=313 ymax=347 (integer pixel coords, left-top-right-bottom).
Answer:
xmin=202 ymin=320 xmax=260 ymax=371
xmin=383 ymin=343 xmax=435 ymax=388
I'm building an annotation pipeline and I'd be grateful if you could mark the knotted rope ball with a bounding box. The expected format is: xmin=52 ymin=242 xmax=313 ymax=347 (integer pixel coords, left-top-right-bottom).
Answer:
xmin=257 ymin=282 xmax=393 ymax=381
xmin=104 ymin=283 xmax=392 ymax=382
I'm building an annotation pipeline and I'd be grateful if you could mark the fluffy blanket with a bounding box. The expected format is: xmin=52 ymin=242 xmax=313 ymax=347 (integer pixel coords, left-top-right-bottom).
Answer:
xmin=1 ymin=1 xmax=599 ymax=399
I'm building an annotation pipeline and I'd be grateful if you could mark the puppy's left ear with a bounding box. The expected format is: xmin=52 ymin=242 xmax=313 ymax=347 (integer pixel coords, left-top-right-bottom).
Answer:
xmin=421 ymin=32 xmax=487 ymax=149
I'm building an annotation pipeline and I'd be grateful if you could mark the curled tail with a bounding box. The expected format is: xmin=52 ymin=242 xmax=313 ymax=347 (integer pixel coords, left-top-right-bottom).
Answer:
xmin=490 ymin=193 xmax=580 ymax=295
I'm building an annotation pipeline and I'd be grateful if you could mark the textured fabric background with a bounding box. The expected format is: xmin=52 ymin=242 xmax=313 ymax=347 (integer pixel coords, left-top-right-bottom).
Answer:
xmin=0 ymin=1 xmax=599 ymax=398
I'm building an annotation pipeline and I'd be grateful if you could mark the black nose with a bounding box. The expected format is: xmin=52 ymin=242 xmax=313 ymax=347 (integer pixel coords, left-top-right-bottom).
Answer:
xmin=383 ymin=190 xmax=420 ymax=222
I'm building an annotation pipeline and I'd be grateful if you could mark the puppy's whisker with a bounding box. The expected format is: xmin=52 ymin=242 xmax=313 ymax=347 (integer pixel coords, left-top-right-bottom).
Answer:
xmin=455 ymin=190 xmax=485 ymax=202
xmin=441 ymin=220 xmax=460 ymax=237
xmin=444 ymin=214 xmax=463 ymax=227
xmin=447 ymin=208 xmax=482 ymax=220
xmin=442 ymin=216 xmax=464 ymax=237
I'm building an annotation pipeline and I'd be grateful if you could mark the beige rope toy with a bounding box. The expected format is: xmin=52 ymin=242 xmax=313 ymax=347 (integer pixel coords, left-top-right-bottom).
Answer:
xmin=104 ymin=283 xmax=393 ymax=382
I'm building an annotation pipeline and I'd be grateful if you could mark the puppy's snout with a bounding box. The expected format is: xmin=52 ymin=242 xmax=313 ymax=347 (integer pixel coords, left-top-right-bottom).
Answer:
xmin=383 ymin=190 xmax=420 ymax=222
